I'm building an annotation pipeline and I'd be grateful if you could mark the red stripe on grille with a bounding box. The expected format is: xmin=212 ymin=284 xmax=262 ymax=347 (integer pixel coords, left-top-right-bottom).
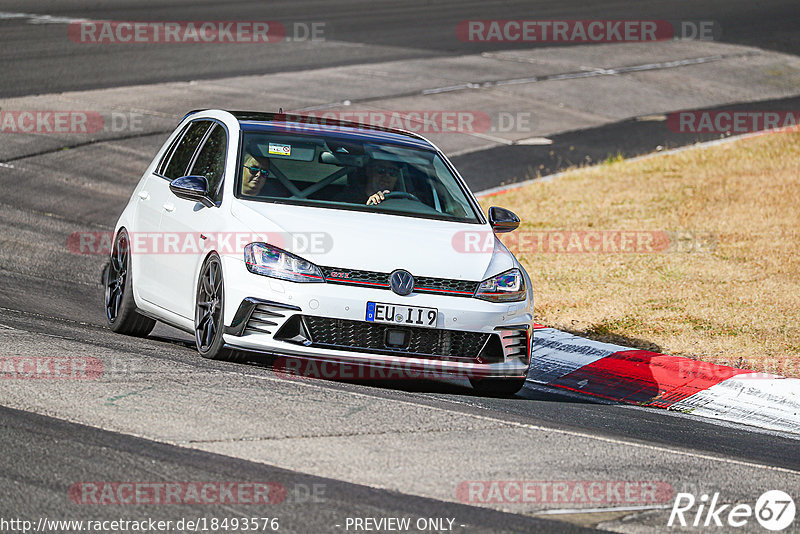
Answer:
xmin=416 ymin=287 xmax=473 ymax=295
xmin=325 ymin=278 xmax=390 ymax=287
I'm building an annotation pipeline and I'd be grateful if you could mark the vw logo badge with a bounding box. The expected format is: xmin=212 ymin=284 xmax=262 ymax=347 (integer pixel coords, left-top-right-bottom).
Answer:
xmin=389 ymin=269 xmax=415 ymax=296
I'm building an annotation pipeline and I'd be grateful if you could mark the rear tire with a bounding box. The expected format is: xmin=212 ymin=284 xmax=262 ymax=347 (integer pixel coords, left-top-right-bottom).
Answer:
xmin=104 ymin=229 xmax=156 ymax=337
xmin=195 ymin=253 xmax=245 ymax=363
xmin=470 ymin=377 xmax=527 ymax=397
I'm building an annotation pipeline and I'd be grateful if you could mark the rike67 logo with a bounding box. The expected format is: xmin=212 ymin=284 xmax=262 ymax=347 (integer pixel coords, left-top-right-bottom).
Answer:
xmin=669 ymin=490 xmax=795 ymax=531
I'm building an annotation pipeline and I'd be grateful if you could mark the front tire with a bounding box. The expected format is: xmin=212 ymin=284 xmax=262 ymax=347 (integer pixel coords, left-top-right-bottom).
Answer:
xmin=194 ymin=253 xmax=244 ymax=362
xmin=470 ymin=377 xmax=527 ymax=397
xmin=104 ymin=229 xmax=156 ymax=337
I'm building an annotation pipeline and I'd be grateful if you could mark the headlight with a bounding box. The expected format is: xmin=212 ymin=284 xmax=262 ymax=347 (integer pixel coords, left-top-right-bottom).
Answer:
xmin=244 ymin=243 xmax=325 ymax=283
xmin=474 ymin=268 xmax=526 ymax=302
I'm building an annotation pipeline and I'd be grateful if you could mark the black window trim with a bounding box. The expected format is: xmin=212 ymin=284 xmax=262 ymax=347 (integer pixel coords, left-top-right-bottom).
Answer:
xmin=186 ymin=123 xmax=216 ymax=174
xmin=154 ymin=119 xmax=213 ymax=182
xmin=155 ymin=122 xmax=190 ymax=177
xmin=187 ymin=120 xmax=230 ymax=204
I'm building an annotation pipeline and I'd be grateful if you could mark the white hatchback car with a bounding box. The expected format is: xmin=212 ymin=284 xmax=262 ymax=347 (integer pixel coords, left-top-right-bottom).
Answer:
xmin=104 ymin=109 xmax=534 ymax=394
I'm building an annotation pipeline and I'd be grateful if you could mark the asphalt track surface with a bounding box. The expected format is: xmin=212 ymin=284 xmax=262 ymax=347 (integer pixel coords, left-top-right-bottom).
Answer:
xmin=458 ymin=94 xmax=800 ymax=191
xmin=1 ymin=0 xmax=799 ymax=98
xmin=1 ymin=406 xmax=591 ymax=534
xmin=1 ymin=1 xmax=800 ymax=532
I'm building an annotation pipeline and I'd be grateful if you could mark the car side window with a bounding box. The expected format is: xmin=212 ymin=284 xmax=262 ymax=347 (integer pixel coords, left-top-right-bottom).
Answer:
xmin=162 ymin=120 xmax=212 ymax=180
xmin=156 ymin=123 xmax=189 ymax=176
xmin=188 ymin=124 xmax=227 ymax=202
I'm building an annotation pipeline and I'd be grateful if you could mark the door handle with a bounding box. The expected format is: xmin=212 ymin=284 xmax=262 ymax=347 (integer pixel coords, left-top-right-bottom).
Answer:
xmin=162 ymin=203 xmax=175 ymax=212
xmin=138 ymin=191 xmax=150 ymax=200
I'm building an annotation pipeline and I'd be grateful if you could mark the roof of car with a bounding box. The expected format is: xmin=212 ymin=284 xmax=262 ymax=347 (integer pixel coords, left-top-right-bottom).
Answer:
xmin=186 ymin=109 xmax=437 ymax=150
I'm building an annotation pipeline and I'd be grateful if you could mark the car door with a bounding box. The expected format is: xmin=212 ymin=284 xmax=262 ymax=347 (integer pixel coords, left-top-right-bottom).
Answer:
xmin=131 ymin=122 xmax=188 ymax=304
xmin=139 ymin=119 xmax=213 ymax=309
xmin=156 ymin=121 xmax=229 ymax=320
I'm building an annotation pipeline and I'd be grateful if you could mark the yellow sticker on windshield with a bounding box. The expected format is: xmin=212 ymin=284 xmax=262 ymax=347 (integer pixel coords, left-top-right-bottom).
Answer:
xmin=268 ymin=143 xmax=291 ymax=156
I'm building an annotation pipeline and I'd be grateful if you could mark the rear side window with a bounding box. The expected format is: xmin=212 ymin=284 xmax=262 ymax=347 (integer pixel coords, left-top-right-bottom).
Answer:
xmin=189 ymin=124 xmax=228 ymax=202
xmin=162 ymin=121 xmax=211 ymax=180
xmin=156 ymin=123 xmax=189 ymax=176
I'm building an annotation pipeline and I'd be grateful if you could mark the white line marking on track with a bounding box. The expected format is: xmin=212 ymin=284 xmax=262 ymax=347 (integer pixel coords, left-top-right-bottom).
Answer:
xmin=516 ymin=137 xmax=553 ymax=145
xmin=421 ymin=54 xmax=748 ymax=95
xmin=0 ymin=11 xmax=100 ymax=25
xmin=224 ymin=368 xmax=800 ymax=475
xmin=536 ymin=504 xmax=673 ymax=515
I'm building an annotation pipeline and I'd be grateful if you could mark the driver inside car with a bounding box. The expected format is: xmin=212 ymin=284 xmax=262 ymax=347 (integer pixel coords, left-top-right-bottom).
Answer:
xmin=365 ymin=160 xmax=402 ymax=205
xmin=241 ymin=153 xmax=271 ymax=196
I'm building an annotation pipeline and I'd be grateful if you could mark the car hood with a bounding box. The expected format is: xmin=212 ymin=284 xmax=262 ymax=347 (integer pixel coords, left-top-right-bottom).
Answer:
xmin=230 ymin=200 xmax=515 ymax=281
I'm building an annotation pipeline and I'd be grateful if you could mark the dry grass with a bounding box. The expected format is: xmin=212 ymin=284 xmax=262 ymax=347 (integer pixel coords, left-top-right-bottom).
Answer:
xmin=481 ymin=132 xmax=800 ymax=376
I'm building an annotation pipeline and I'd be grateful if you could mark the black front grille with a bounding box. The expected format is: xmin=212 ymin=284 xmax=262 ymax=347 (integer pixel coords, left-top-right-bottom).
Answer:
xmin=320 ymin=266 xmax=479 ymax=297
xmin=321 ymin=267 xmax=389 ymax=288
xmin=288 ymin=315 xmax=491 ymax=361
xmin=416 ymin=275 xmax=478 ymax=295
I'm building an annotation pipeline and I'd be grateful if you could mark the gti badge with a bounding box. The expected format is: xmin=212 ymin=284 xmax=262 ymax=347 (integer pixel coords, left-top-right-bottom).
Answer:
xmin=389 ymin=269 xmax=415 ymax=296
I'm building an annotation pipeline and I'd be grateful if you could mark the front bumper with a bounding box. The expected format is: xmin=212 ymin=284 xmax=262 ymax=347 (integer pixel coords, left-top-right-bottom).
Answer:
xmin=220 ymin=258 xmax=533 ymax=379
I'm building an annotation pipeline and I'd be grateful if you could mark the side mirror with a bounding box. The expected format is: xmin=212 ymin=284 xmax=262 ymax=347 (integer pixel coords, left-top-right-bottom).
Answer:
xmin=169 ymin=175 xmax=215 ymax=208
xmin=488 ymin=206 xmax=520 ymax=233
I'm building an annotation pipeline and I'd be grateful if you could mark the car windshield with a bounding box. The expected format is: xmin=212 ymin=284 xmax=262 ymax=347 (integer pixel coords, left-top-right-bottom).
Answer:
xmin=235 ymin=131 xmax=480 ymax=223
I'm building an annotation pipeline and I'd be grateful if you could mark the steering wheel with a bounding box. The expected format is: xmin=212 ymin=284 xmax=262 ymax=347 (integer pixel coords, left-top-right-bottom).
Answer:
xmin=382 ymin=191 xmax=422 ymax=203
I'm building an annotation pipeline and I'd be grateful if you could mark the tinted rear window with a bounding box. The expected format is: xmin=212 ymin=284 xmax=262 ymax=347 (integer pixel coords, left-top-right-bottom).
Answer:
xmin=163 ymin=121 xmax=212 ymax=180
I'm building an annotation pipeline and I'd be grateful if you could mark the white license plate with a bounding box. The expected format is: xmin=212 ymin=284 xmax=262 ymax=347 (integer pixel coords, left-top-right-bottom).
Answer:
xmin=366 ymin=302 xmax=438 ymax=328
